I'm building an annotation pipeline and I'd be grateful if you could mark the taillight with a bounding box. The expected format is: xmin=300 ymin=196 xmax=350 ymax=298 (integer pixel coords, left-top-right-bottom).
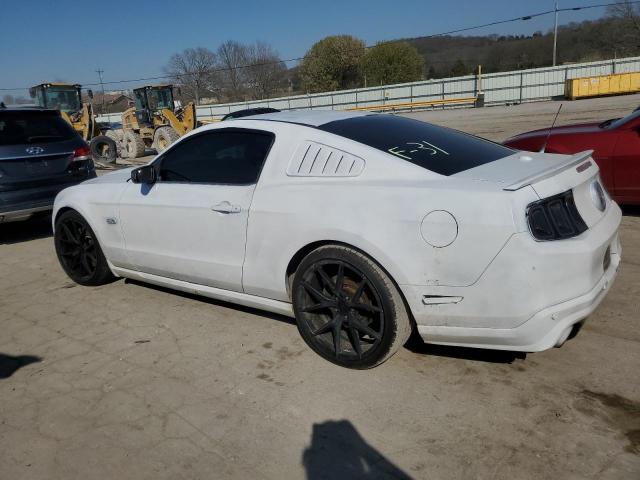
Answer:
xmin=73 ymin=145 xmax=91 ymax=161
xmin=526 ymin=190 xmax=588 ymax=241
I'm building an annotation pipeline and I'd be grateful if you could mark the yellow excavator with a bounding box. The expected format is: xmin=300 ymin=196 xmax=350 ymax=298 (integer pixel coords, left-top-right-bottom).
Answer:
xmin=29 ymin=83 xmax=119 ymax=163
xmin=120 ymin=84 xmax=196 ymax=158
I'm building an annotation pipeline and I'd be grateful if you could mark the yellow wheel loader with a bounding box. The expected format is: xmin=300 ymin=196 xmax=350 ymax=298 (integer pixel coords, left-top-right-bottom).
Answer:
xmin=29 ymin=83 xmax=119 ymax=164
xmin=120 ymin=85 xmax=196 ymax=158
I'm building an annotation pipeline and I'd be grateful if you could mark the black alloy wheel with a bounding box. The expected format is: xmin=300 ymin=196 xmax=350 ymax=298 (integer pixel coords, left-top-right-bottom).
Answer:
xmin=292 ymin=246 xmax=411 ymax=369
xmin=54 ymin=210 xmax=115 ymax=286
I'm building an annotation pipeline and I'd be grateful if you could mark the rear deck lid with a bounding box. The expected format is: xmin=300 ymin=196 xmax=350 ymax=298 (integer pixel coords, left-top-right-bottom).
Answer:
xmin=455 ymin=150 xmax=606 ymax=227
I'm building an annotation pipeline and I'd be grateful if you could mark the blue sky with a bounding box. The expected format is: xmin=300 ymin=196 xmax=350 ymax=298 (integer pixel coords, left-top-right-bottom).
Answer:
xmin=0 ymin=0 xmax=614 ymax=97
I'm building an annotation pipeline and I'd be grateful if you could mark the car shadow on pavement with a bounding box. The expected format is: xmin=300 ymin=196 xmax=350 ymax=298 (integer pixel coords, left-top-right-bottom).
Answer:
xmin=302 ymin=420 xmax=413 ymax=480
xmin=0 ymin=214 xmax=52 ymax=245
xmin=124 ymin=279 xmax=297 ymax=326
xmin=404 ymin=331 xmax=526 ymax=364
xmin=0 ymin=353 xmax=42 ymax=379
xmin=126 ymin=280 xmax=525 ymax=363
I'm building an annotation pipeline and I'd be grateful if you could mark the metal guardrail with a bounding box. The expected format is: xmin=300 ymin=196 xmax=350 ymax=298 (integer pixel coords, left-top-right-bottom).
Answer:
xmin=96 ymin=56 xmax=640 ymax=123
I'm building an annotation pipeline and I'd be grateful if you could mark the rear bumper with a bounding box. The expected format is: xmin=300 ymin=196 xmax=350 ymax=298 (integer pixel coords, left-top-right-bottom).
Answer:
xmin=415 ymin=250 xmax=619 ymax=351
xmin=401 ymin=201 xmax=622 ymax=351
xmin=0 ymin=171 xmax=96 ymax=222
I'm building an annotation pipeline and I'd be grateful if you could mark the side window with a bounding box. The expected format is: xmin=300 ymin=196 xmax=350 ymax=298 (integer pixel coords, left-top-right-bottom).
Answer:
xmin=158 ymin=130 xmax=274 ymax=185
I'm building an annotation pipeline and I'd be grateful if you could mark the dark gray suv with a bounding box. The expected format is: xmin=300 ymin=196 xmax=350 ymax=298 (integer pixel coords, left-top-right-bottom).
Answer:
xmin=0 ymin=108 xmax=96 ymax=222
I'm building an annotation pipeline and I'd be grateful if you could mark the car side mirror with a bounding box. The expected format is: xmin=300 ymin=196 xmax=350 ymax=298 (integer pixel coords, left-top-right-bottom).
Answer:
xmin=131 ymin=165 xmax=157 ymax=184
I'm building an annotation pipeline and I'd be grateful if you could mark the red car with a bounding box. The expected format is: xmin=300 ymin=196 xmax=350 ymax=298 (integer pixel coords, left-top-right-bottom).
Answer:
xmin=504 ymin=108 xmax=640 ymax=205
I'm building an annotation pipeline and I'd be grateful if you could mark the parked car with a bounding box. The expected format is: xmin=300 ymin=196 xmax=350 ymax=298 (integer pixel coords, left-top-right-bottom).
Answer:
xmin=504 ymin=107 xmax=640 ymax=205
xmin=0 ymin=107 xmax=96 ymax=222
xmin=221 ymin=107 xmax=280 ymax=121
xmin=52 ymin=111 xmax=621 ymax=368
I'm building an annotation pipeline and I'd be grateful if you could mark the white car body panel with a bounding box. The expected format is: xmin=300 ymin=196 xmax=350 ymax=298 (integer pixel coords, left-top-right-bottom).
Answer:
xmin=118 ymin=182 xmax=254 ymax=291
xmin=53 ymin=111 xmax=622 ymax=352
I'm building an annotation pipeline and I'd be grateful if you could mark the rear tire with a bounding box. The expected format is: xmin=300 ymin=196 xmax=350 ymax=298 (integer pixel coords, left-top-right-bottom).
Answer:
xmin=105 ymin=129 xmax=123 ymax=158
xmin=292 ymin=245 xmax=412 ymax=369
xmin=153 ymin=126 xmax=180 ymax=153
xmin=54 ymin=210 xmax=116 ymax=286
xmin=89 ymin=135 xmax=117 ymax=164
xmin=122 ymin=131 xmax=146 ymax=158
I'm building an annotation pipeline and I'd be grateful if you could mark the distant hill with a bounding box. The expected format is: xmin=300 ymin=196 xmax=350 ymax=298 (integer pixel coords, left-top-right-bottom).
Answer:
xmin=403 ymin=16 xmax=639 ymax=78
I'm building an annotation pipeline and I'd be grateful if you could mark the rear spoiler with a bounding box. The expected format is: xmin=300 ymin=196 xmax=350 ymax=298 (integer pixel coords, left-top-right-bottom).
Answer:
xmin=503 ymin=150 xmax=594 ymax=191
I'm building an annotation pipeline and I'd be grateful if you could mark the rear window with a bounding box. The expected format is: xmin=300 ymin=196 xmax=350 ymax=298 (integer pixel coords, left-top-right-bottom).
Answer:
xmin=317 ymin=115 xmax=515 ymax=176
xmin=0 ymin=110 xmax=77 ymax=146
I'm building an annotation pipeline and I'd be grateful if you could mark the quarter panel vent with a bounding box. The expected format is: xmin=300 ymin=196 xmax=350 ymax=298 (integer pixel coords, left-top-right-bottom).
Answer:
xmin=287 ymin=141 xmax=364 ymax=177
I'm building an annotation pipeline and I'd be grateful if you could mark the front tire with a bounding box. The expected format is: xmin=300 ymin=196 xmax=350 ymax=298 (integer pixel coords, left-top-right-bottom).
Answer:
xmin=122 ymin=131 xmax=146 ymax=159
xmin=153 ymin=126 xmax=180 ymax=153
xmin=54 ymin=210 xmax=115 ymax=286
xmin=292 ymin=245 xmax=412 ymax=369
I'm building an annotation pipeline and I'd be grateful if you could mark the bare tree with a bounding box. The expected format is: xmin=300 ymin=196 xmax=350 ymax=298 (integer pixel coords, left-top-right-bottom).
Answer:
xmin=217 ymin=40 xmax=249 ymax=101
xmin=607 ymin=0 xmax=640 ymax=20
xmin=245 ymin=42 xmax=287 ymax=99
xmin=2 ymin=94 xmax=15 ymax=105
xmin=607 ymin=0 xmax=640 ymax=54
xmin=164 ymin=47 xmax=218 ymax=105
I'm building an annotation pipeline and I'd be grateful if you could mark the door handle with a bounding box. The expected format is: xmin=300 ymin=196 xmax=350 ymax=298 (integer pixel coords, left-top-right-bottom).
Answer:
xmin=211 ymin=201 xmax=242 ymax=214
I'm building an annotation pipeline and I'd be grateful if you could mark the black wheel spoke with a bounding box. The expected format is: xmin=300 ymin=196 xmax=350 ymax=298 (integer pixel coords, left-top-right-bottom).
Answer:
xmin=351 ymin=319 xmax=382 ymax=340
xmin=351 ymin=279 xmax=367 ymax=303
xmin=60 ymin=249 xmax=80 ymax=258
xmin=347 ymin=324 xmax=363 ymax=359
xmin=61 ymin=223 xmax=79 ymax=244
xmin=332 ymin=319 xmax=343 ymax=356
xmin=350 ymin=302 xmax=382 ymax=313
xmin=80 ymin=253 xmax=92 ymax=274
xmin=311 ymin=318 xmax=336 ymax=336
xmin=316 ymin=266 xmax=337 ymax=295
xmin=302 ymin=299 xmax=337 ymax=313
xmin=335 ymin=263 xmax=344 ymax=292
xmin=86 ymin=251 xmax=97 ymax=267
xmin=301 ymin=281 xmax=332 ymax=303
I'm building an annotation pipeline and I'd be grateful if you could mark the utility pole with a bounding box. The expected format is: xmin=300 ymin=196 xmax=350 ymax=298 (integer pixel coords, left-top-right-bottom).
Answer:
xmin=95 ymin=68 xmax=105 ymax=113
xmin=552 ymin=1 xmax=559 ymax=66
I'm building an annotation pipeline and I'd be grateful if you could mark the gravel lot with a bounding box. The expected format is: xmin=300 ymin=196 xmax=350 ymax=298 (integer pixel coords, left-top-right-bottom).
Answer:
xmin=1 ymin=96 xmax=639 ymax=480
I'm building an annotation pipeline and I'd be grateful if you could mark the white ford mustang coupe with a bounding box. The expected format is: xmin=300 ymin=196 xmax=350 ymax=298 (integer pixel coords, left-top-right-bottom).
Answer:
xmin=53 ymin=111 xmax=622 ymax=368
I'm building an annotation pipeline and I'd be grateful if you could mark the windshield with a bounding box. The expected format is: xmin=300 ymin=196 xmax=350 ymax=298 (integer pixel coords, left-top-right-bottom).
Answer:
xmin=317 ymin=115 xmax=515 ymax=176
xmin=147 ymin=88 xmax=174 ymax=110
xmin=0 ymin=110 xmax=77 ymax=145
xmin=42 ymin=87 xmax=82 ymax=113
xmin=605 ymin=108 xmax=640 ymax=130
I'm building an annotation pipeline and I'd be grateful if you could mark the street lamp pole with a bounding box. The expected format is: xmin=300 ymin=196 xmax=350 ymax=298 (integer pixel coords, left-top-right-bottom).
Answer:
xmin=95 ymin=68 xmax=106 ymax=113
xmin=552 ymin=1 xmax=559 ymax=66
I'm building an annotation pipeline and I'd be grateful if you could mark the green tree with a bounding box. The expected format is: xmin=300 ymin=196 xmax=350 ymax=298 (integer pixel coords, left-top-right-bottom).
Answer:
xmin=427 ymin=65 xmax=437 ymax=79
xmin=361 ymin=42 xmax=424 ymax=85
xmin=299 ymin=35 xmax=366 ymax=92
xmin=450 ymin=59 xmax=468 ymax=76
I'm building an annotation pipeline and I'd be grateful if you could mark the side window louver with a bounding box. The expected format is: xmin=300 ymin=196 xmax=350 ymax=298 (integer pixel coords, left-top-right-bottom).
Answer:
xmin=286 ymin=141 xmax=365 ymax=177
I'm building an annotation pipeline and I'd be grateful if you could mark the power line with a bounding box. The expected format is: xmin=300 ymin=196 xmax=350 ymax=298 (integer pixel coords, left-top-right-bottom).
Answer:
xmin=1 ymin=0 xmax=638 ymax=92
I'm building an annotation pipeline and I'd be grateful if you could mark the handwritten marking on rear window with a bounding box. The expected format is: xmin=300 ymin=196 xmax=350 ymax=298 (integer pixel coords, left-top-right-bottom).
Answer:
xmin=388 ymin=141 xmax=450 ymax=160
